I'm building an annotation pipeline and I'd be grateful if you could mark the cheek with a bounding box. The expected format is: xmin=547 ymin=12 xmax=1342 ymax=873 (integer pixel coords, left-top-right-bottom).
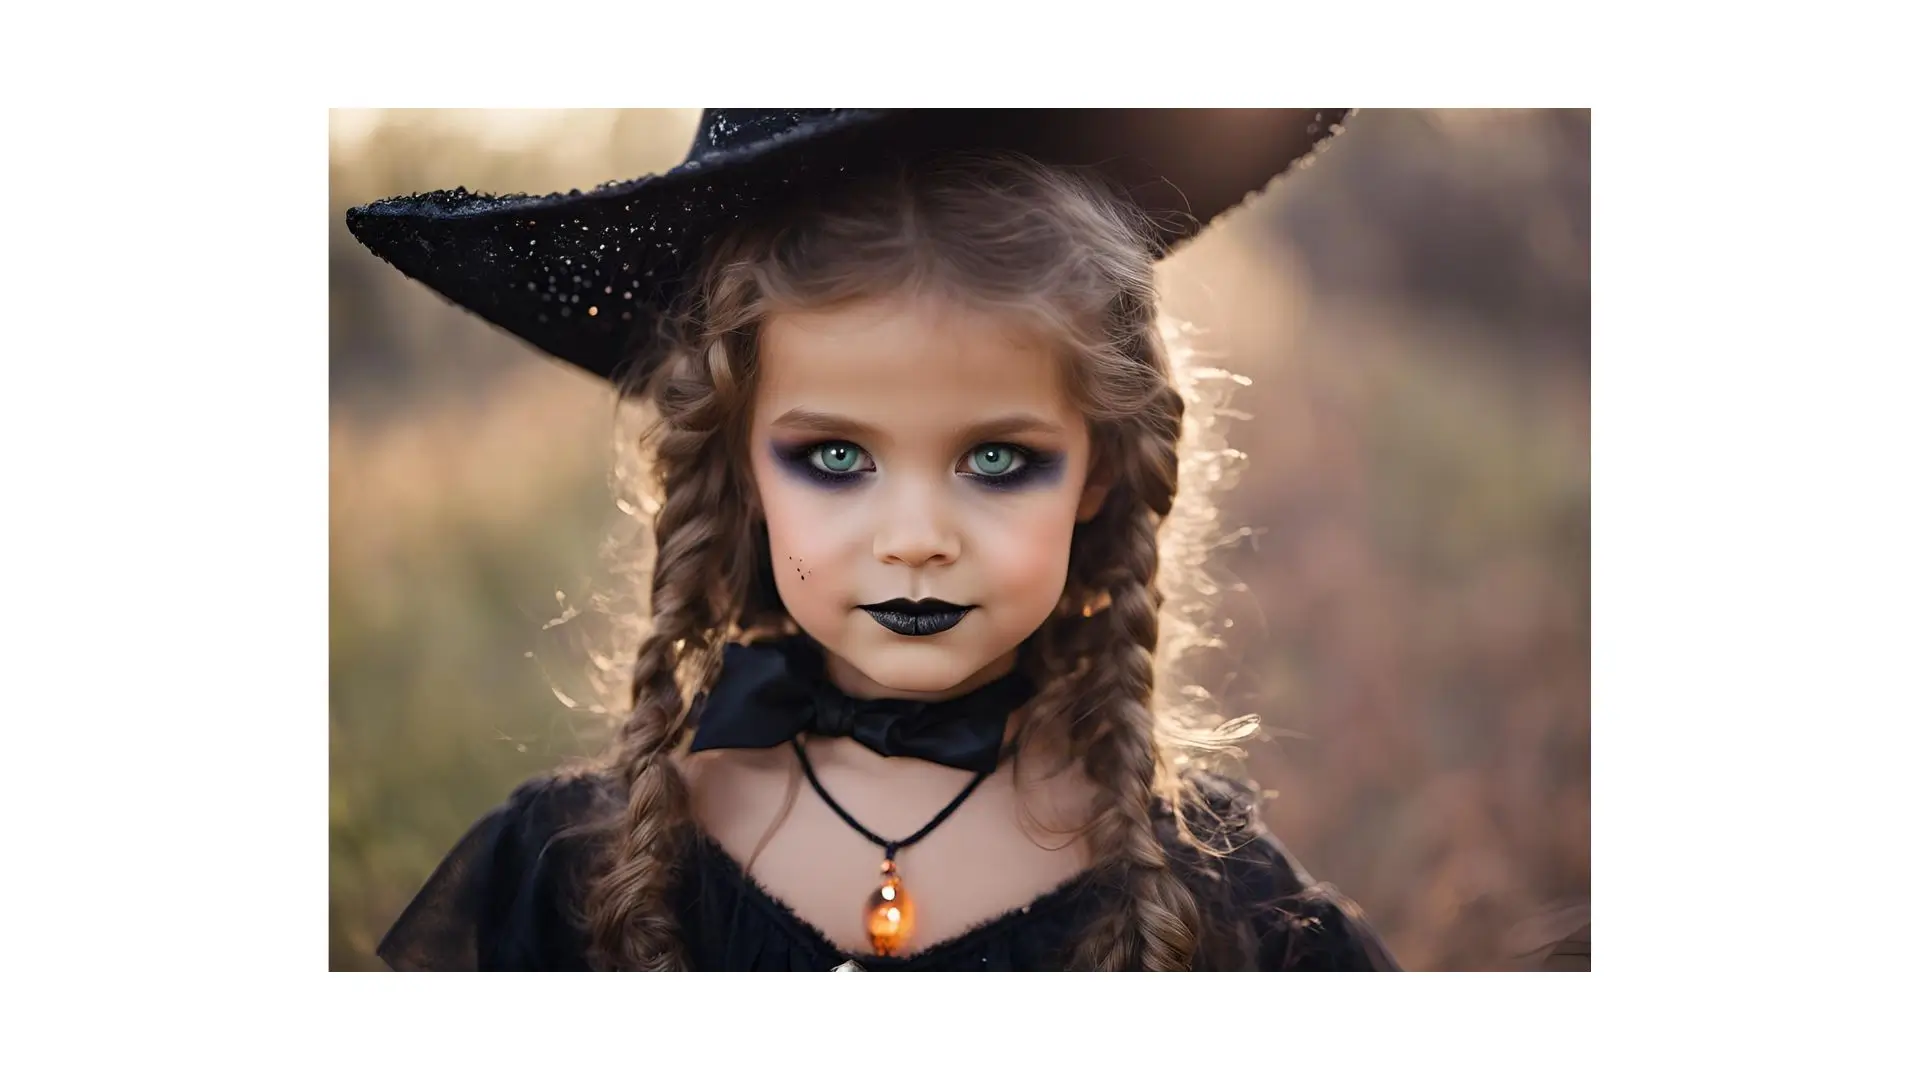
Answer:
xmin=985 ymin=499 xmax=1080 ymax=600
xmin=752 ymin=465 xmax=850 ymax=590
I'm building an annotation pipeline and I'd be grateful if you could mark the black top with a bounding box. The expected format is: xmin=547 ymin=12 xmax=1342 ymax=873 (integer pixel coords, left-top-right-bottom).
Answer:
xmin=377 ymin=769 xmax=1402 ymax=971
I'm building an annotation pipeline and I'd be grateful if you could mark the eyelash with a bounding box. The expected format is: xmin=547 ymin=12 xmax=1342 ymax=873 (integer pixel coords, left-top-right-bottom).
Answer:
xmin=777 ymin=441 xmax=1051 ymax=489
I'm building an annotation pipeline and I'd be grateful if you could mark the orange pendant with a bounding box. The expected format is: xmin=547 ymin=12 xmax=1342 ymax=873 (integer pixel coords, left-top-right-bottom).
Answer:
xmin=863 ymin=858 xmax=916 ymax=956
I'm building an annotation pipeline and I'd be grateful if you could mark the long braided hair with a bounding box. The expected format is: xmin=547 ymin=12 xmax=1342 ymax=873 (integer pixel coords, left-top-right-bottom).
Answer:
xmin=578 ymin=151 xmax=1249 ymax=970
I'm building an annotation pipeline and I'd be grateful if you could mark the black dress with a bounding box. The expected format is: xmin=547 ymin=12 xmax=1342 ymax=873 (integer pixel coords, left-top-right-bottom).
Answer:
xmin=377 ymin=768 xmax=1401 ymax=971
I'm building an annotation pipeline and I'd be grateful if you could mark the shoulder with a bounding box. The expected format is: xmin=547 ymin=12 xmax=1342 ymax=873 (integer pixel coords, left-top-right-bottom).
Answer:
xmin=1158 ymin=770 xmax=1402 ymax=971
xmin=503 ymin=768 xmax=621 ymax=838
xmin=375 ymin=769 xmax=617 ymax=971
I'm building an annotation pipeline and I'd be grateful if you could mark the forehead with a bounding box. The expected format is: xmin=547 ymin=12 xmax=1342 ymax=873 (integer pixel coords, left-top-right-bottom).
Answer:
xmin=753 ymin=293 xmax=1077 ymax=432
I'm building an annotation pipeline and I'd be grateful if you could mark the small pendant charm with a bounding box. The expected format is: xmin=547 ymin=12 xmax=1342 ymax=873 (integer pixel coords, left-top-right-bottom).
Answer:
xmin=863 ymin=857 xmax=916 ymax=956
xmin=831 ymin=959 xmax=865 ymax=972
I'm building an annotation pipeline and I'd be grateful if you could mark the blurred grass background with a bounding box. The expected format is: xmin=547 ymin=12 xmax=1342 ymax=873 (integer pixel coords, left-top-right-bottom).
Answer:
xmin=329 ymin=108 xmax=1590 ymax=971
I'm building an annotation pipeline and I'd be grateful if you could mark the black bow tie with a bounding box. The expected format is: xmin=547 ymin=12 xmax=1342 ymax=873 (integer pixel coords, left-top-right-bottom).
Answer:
xmin=686 ymin=638 xmax=1034 ymax=774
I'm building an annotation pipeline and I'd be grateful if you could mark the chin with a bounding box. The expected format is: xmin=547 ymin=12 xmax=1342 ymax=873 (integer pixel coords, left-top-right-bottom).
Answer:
xmin=863 ymin=648 xmax=977 ymax=695
xmin=840 ymin=624 xmax=994 ymax=697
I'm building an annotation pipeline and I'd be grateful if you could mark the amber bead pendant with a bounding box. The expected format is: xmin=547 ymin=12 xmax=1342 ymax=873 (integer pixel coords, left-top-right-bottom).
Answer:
xmin=863 ymin=857 xmax=916 ymax=956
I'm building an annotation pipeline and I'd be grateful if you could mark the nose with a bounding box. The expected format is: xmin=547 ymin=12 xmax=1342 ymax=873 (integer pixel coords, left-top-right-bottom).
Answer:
xmin=872 ymin=479 xmax=960 ymax=568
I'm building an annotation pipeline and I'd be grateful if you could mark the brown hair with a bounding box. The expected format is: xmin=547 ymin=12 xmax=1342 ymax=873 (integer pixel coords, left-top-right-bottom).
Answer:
xmin=578 ymin=151 xmax=1252 ymax=970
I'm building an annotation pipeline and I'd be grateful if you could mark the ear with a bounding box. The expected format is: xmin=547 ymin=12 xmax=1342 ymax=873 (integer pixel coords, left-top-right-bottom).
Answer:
xmin=1075 ymin=453 xmax=1114 ymax=523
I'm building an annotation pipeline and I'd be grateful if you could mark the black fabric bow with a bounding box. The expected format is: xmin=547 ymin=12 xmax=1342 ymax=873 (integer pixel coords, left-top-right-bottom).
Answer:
xmin=687 ymin=638 xmax=1034 ymax=774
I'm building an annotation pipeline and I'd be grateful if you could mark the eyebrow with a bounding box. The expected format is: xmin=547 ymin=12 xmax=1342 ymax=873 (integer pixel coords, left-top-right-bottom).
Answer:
xmin=768 ymin=408 xmax=1067 ymax=443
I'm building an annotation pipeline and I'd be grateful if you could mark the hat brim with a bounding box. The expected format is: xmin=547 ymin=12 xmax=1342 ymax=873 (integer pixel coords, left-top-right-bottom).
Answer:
xmin=344 ymin=109 xmax=1348 ymax=384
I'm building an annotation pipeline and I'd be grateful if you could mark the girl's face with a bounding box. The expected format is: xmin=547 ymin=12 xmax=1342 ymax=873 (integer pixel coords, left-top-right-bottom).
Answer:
xmin=748 ymin=291 xmax=1109 ymax=700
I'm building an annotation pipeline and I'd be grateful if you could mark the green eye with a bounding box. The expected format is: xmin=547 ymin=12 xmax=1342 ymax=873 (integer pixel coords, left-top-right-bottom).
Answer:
xmin=967 ymin=444 xmax=1024 ymax=476
xmin=809 ymin=442 xmax=866 ymax=474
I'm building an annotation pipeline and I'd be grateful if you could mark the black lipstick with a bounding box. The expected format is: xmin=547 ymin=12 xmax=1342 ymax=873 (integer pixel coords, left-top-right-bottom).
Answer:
xmin=859 ymin=598 xmax=973 ymax=637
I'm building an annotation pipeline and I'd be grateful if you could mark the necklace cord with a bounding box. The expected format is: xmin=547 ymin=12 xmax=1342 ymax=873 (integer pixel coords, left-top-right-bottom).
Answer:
xmin=791 ymin=737 xmax=992 ymax=855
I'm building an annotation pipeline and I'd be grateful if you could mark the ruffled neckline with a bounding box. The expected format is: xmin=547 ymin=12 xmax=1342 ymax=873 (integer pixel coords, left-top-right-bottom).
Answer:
xmin=687 ymin=827 xmax=1104 ymax=970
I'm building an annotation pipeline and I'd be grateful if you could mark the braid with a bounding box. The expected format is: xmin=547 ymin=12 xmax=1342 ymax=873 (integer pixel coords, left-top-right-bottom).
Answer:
xmin=1061 ymin=385 xmax=1203 ymax=971
xmin=582 ymin=332 xmax=755 ymax=970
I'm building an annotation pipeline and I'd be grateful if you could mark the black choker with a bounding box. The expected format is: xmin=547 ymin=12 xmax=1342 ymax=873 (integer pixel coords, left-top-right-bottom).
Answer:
xmin=687 ymin=638 xmax=1034 ymax=774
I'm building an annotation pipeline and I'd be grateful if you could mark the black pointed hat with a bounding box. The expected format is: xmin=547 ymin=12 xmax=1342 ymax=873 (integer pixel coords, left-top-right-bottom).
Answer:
xmin=345 ymin=109 xmax=1349 ymax=384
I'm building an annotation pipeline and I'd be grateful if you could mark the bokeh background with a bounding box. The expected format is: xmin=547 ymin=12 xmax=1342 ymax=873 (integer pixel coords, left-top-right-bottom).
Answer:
xmin=329 ymin=108 xmax=1590 ymax=971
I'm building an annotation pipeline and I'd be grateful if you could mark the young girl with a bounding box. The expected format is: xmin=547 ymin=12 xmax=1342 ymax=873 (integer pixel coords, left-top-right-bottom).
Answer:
xmin=347 ymin=109 xmax=1400 ymax=971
